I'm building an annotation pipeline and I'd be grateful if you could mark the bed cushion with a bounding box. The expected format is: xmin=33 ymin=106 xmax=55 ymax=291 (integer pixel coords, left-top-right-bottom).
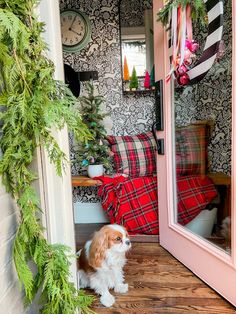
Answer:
xmin=107 ymin=132 xmax=157 ymax=177
xmin=97 ymin=175 xmax=217 ymax=235
xmin=175 ymin=124 xmax=208 ymax=175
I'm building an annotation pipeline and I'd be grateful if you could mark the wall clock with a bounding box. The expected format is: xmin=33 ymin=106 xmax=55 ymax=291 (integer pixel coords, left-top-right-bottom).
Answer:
xmin=60 ymin=9 xmax=91 ymax=53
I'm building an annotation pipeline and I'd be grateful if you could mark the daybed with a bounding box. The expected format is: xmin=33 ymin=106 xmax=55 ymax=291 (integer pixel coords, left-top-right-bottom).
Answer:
xmin=96 ymin=121 xmax=217 ymax=235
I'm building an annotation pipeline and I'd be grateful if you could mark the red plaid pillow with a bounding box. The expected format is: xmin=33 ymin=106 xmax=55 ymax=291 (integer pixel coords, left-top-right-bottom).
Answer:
xmin=175 ymin=124 xmax=208 ymax=175
xmin=107 ymin=132 xmax=157 ymax=177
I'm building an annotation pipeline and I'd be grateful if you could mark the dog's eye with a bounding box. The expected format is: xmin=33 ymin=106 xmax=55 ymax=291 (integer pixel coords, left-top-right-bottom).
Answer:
xmin=116 ymin=237 xmax=121 ymax=241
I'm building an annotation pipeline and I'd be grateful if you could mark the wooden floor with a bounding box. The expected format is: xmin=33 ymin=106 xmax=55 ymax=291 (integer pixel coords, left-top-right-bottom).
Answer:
xmin=75 ymin=224 xmax=236 ymax=313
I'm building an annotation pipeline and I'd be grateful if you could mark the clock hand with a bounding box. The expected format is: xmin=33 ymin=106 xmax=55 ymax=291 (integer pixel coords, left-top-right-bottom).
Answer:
xmin=70 ymin=28 xmax=82 ymax=36
xmin=69 ymin=15 xmax=76 ymax=30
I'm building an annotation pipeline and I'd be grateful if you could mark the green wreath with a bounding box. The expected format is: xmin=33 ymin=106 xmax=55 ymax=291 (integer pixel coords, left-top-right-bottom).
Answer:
xmin=157 ymin=0 xmax=207 ymax=27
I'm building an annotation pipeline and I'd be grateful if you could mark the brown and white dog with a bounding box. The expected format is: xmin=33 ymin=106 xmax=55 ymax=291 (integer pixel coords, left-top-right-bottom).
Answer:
xmin=221 ymin=216 xmax=231 ymax=251
xmin=77 ymin=224 xmax=131 ymax=307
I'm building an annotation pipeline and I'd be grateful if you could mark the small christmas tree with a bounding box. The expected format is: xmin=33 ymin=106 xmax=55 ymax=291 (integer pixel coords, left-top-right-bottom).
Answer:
xmin=76 ymin=83 xmax=111 ymax=171
xmin=144 ymin=70 xmax=150 ymax=89
xmin=150 ymin=65 xmax=155 ymax=89
xmin=129 ymin=67 xmax=138 ymax=90
xmin=123 ymin=56 xmax=130 ymax=81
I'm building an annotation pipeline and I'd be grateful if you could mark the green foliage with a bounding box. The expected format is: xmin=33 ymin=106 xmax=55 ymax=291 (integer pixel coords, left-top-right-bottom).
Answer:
xmin=129 ymin=67 xmax=139 ymax=89
xmin=157 ymin=0 xmax=207 ymax=27
xmin=75 ymin=82 xmax=112 ymax=171
xmin=0 ymin=0 xmax=95 ymax=313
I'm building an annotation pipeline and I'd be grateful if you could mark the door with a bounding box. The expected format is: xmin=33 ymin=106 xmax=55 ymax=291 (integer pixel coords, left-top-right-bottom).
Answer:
xmin=154 ymin=0 xmax=236 ymax=306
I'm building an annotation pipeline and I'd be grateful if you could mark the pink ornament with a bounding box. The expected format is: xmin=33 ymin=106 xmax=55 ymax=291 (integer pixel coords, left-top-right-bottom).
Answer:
xmin=177 ymin=64 xmax=187 ymax=75
xmin=191 ymin=42 xmax=199 ymax=52
xmin=184 ymin=48 xmax=192 ymax=60
xmin=184 ymin=58 xmax=193 ymax=66
xmin=185 ymin=40 xmax=199 ymax=53
xmin=89 ymin=157 xmax=95 ymax=164
xmin=179 ymin=74 xmax=190 ymax=85
xmin=185 ymin=39 xmax=192 ymax=50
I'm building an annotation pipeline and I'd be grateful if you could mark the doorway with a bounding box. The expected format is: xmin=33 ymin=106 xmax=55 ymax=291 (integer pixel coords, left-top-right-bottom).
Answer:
xmin=59 ymin=0 xmax=158 ymax=246
xmin=56 ymin=0 xmax=236 ymax=309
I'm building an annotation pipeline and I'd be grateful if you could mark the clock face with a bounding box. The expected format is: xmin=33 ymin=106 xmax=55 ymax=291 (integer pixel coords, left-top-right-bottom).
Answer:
xmin=60 ymin=10 xmax=91 ymax=52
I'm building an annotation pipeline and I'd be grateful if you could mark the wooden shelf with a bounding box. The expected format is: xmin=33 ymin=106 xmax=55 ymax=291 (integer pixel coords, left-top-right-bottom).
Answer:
xmin=207 ymin=172 xmax=231 ymax=185
xmin=72 ymin=176 xmax=102 ymax=187
xmin=123 ymin=89 xmax=155 ymax=95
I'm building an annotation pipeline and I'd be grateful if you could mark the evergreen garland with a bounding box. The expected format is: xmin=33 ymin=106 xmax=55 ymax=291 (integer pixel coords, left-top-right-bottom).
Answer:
xmin=157 ymin=0 xmax=207 ymax=27
xmin=0 ymin=1 xmax=95 ymax=313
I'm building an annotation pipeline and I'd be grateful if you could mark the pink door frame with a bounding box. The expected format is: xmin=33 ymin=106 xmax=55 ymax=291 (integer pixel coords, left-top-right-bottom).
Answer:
xmin=153 ymin=0 xmax=236 ymax=306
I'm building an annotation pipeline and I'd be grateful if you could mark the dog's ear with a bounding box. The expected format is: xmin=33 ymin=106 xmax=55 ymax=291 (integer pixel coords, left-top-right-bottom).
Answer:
xmin=88 ymin=229 xmax=109 ymax=268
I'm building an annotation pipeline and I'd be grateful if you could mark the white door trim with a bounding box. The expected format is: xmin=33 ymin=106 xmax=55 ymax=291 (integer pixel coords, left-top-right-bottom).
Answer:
xmin=37 ymin=0 xmax=77 ymax=285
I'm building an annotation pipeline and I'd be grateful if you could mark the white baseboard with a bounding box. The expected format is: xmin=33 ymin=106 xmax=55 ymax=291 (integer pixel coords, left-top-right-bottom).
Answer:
xmin=73 ymin=202 xmax=109 ymax=223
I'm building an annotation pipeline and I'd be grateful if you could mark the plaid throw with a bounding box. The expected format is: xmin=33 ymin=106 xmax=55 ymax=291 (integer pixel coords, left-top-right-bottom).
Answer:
xmin=176 ymin=124 xmax=208 ymax=175
xmin=177 ymin=175 xmax=217 ymax=225
xmin=97 ymin=175 xmax=217 ymax=235
xmin=107 ymin=132 xmax=157 ymax=177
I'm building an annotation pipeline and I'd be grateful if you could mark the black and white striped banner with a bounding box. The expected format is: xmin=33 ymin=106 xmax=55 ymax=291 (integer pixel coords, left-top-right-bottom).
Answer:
xmin=169 ymin=0 xmax=224 ymax=85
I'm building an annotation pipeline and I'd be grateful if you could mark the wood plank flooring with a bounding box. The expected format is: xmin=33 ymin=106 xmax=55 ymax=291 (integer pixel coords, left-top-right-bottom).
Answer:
xmin=75 ymin=225 xmax=236 ymax=313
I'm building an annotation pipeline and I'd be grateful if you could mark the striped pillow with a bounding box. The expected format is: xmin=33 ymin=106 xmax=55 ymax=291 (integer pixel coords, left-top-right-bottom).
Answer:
xmin=107 ymin=132 xmax=157 ymax=177
xmin=175 ymin=124 xmax=208 ymax=175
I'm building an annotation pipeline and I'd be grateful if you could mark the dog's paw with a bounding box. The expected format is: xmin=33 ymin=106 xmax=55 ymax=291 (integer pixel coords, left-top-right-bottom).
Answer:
xmin=114 ymin=283 xmax=128 ymax=294
xmin=100 ymin=293 xmax=115 ymax=307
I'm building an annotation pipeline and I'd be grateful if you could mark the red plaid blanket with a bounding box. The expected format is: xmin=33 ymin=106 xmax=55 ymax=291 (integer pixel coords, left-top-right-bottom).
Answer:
xmin=96 ymin=175 xmax=217 ymax=235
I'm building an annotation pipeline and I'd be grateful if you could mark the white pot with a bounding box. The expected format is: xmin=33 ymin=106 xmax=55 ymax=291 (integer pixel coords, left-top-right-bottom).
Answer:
xmin=87 ymin=164 xmax=104 ymax=178
xmin=185 ymin=208 xmax=218 ymax=238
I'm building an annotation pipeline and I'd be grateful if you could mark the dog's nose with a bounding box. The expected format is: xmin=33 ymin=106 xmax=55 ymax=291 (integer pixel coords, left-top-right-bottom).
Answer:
xmin=125 ymin=240 xmax=131 ymax=246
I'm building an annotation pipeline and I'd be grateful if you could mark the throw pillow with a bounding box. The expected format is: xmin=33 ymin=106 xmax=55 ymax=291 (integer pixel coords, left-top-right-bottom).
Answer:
xmin=107 ymin=131 xmax=157 ymax=177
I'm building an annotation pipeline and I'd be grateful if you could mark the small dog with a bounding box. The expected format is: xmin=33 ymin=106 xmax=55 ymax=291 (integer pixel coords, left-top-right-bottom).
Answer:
xmin=77 ymin=224 xmax=131 ymax=307
xmin=221 ymin=216 xmax=231 ymax=251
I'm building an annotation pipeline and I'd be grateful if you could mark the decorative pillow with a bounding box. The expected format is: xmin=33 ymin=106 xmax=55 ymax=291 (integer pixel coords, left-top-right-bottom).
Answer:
xmin=175 ymin=124 xmax=209 ymax=175
xmin=107 ymin=132 xmax=157 ymax=177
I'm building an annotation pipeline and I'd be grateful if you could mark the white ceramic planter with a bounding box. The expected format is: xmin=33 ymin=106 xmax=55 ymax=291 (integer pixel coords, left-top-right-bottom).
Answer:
xmin=87 ymin=164 xmax=104 ymax=178
xmin=185 ymin=207 xmax=218 ymax=237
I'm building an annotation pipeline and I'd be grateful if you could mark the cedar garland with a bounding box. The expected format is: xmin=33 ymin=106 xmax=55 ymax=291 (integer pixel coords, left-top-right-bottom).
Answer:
xmin=157 ymin=0 xmax=207 ymax=27
xmin=0 ymin=1 xmax=95 ymax=313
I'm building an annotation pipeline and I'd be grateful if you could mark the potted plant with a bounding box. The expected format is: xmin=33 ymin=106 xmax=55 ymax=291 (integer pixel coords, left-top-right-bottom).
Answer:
xmin=76 ymin=83 xmax=112 ymax=177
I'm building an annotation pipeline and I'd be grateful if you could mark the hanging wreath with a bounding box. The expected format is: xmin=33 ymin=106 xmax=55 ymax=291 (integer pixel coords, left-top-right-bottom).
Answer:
xmin=157 ymin=0 xmax=224 ymax=86
xmin=157 ymin=0 xmax=207 ymax=26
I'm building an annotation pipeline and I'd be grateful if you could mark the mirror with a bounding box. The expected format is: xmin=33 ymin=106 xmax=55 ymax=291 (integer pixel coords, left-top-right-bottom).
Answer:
xmin=173 ymin=3 xmax=232 ymax=255
xmin=120 ymin=0 xmax=154 ymax=92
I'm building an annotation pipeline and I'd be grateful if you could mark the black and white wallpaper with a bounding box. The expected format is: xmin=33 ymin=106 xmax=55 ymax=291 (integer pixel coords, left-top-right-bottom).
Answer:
xmin=61 ymin=0 xmax=232 ymax=205
xmin=120 ymin=0 xmax=152 ymax=27
xmin=60 ymin=0 xmax=155 ymax=203
xmin=175 ymin=0 xmax=232 ymax=176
